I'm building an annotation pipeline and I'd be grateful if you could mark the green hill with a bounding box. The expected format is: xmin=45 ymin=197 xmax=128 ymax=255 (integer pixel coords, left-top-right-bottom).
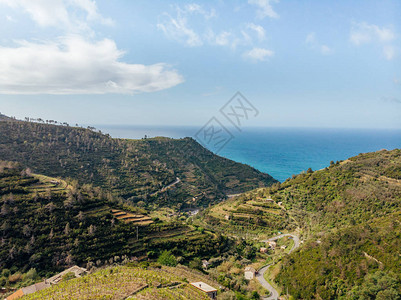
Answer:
xmin=0 ymin=119 xmax=276 ymax=208
xmin=276 ymin=212 xmax=401 ymax=299
xmin=263 ymin=149 xmax=401 ymax=299
xmin=269 ymin=149 xmax=401 ymax=232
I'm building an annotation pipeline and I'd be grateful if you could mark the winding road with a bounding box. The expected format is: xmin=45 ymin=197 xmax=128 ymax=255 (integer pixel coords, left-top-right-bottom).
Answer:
xmin=150 ymin=177 xmax=181 ymax=196
xmin=256 ymin=234 xmax=300 ymax=300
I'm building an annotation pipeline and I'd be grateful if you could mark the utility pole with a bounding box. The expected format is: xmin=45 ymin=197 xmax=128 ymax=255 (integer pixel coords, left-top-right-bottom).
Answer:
xmin=136 ymin=226 xmax=139 ymax=241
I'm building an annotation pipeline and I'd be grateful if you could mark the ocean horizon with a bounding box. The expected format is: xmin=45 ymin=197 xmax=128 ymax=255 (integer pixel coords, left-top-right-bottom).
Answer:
xmin=95 ymin=125 xmax=401 ymax=182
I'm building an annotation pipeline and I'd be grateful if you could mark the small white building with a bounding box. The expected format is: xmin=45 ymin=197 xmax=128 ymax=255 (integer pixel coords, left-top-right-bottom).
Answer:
xmin=244 ymin=266 xmax=256 ymax=280
xmin=190 ymin=282 xmax=217 ymax=299
xmin=202 ymin=260 xmax=211 ymax=269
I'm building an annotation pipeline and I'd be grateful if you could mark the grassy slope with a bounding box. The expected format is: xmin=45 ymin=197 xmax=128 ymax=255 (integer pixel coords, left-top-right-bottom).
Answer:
xmin=0 ymin=120 xmax=276 ymax=207
xmin=21 ymin=265 xmax=222 ymax=300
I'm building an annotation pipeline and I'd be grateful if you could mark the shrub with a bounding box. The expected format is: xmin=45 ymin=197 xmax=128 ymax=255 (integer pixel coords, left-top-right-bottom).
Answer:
xmin=157 ymin=250 xmax=177 ymax=267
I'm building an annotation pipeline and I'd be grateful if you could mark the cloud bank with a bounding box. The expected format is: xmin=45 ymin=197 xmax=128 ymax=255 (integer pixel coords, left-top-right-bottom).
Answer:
xmin=0 ymin=36 xmax=183 ymax=94
xmin=0 ymin=0 xmax=183 ymax=94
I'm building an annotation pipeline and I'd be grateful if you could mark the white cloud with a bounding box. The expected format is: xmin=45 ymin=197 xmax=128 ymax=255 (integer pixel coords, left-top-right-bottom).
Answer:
xmin=248 ymin=0 xmax=279 ymax=19
xmin=157 ymin=5 xmax=206 ymax=47
xmin=184 ymin=3 xmax=216 ymax=19
xmin=0 ymin=0 xmax=113 ymax=31
xmin=305 ymin=32 xmax=332 ymax=55
xmin=0 ymin=0 xmax=70 ymax=27
xmin=70 ymin=0 xmax=114 ymax=26
xmin=6 ymin=15 xmax=16 ymax=22
xmin=350 ymin=22 xmax=396 ymax=60
xmin=158 ymin=4 xmax=275 ymax=61
xmin=246 ymin=23 xmax=266 ymax=41
xmin=383 ymin=45 xmax=395 ymax=60
xmin=0 ymin=0 xmax=183 ymax=95
xmin=243 ymin=47 xmax=274 ymax=61
xmin=213 ymin=31 xmax=232 ymax=46
xmin=350 ymin=22 xmax=395 ymax=45
xmin=0 ymin=36 xmax=183 ymax=95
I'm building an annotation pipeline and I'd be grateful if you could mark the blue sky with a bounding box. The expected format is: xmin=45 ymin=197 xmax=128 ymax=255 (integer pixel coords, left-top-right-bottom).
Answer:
xmin=0 ymin=0 xmax=400 ymax=128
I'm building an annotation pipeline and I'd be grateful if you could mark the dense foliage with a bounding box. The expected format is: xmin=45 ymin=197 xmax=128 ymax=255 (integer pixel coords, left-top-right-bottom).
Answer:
xmin=0 ymin=119 xmax=276 ymax=207
xmin=277 ymin=213 xmax=401 ymax=299
xmin=269 ymin=149 xmax=401 ymax=299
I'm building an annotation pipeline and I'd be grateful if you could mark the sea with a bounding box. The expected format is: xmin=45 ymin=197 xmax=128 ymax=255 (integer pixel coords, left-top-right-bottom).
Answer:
xmin=95 ymin=125 xmax=401 ymax=182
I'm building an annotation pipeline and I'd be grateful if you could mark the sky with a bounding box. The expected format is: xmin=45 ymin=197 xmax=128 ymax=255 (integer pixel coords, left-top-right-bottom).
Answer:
xmin=0 ymin=0 xmax=400 ymax=129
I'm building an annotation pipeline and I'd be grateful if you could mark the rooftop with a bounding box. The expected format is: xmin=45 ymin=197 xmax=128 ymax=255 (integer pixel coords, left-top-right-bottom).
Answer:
xmin=189 ymin=282 xmax=217 ymax=293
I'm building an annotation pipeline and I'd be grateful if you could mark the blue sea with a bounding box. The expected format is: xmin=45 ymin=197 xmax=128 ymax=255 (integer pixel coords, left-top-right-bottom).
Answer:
xmin=96 ymin=125 xmax=401 ymax=182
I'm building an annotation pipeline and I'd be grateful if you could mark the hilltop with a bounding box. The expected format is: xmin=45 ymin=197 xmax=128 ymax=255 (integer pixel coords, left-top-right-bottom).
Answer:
xmin=0 ymin=118 xmax=276 ymax=208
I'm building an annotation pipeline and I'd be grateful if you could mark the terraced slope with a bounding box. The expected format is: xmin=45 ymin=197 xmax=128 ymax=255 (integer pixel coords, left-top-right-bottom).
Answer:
xmin=21 ymin=265 xmax=222 ymax=300
xmin=0 ymin=162 xmax=230 ymax=276
xmin=201 ymin=190 xmax=296 ymax=239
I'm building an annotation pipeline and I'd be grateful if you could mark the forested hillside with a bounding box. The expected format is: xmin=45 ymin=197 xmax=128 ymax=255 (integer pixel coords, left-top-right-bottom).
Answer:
xmin=0 ymin=119 xmax=276 ymax=207
xmin=277 ymin=213 xmax=401 ymax=299
xmin=267 ymin=149 xmax=401 ymax=299
xmin=0 ymin=161 xmax=230 ymax=278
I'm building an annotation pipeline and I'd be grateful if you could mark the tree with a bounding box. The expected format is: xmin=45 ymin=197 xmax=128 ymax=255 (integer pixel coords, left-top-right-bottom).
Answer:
xmin=64 ymin=222 xmax=71 ymax=235
xmin=1 ymin=203 xmax=9 ymax=216
xmin=157 ymin=250 xmax=177 ymax=267
xmin=77 ymin=211 xmax=85 ymax=222
xmin=88 ymin=224 xmax=96 ymax=236
xmin=23 ymin=224 xmax=31 ymax=237
xmin=189 ymin=257 xmax=202 ymax=270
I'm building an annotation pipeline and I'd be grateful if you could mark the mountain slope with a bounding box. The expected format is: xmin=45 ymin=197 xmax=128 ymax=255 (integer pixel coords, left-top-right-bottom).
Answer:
xmin=269 ymin=149 xmax=401 ymax=231
xmin=0 ymin=162 xmax=230 ymax=275
xmin=276 ymin=213 xmax=401 ymax=299
xmin=267 ymin=149 xmax=401 ymax=299
xmin=0 ymin=119 xmax=276 ymax=207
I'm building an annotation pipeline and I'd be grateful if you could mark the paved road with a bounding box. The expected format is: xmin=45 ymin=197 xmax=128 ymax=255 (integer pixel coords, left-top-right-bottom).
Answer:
xmin=257 ymin=234 xmax=300 ymax=300
xmin=256 ymin=265 xmax=279 ymax=300
xmin=150 ymin=177 xmax=180 ymax=196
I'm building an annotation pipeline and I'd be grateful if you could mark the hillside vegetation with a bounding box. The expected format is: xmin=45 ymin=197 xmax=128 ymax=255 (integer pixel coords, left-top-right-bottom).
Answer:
xmin=266 ymin=149 xmax=401 ymax=299
xmin=0 ymin=162 xmax=230 ymax=278
xmin=200 ymin=191 xmax=295 ymax=239
xmin=277 ymin=213 xmax=401 ymax=299
xmin=0 ymin=119 xmax=276 ymax=207
xmin=22 ymin=264 xmax=225 ymax=300
xmin=269 ymin=149 xmax=401 ymax=232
